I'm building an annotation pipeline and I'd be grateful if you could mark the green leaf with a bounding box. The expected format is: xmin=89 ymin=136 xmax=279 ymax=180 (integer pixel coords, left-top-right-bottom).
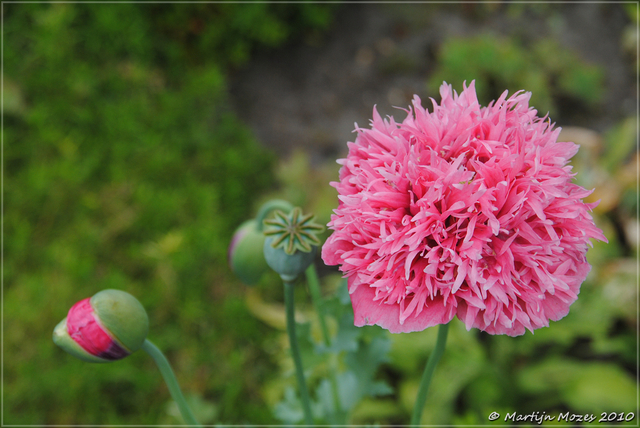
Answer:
xmin=273 ymin=387 xmax=305 ymax=424
xmin=563 ymin=363 xmax=637 ymax=413
xmin=317 ymin=312 xmax=359 ymax=354
xmin=345 ymin=335 xmax=393 ymax=402
xmin=518 ymin=359 xmax=637 ymax=413
xmin=602 ymin=117 xmax=637 ymax=174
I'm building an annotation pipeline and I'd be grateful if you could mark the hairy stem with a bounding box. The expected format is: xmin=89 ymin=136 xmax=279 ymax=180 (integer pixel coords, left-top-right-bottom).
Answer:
xmin=305 ymin=265 xmax=331 ymax=348
xmin=284 ymin=279 xmax=314 ymax=425
xmin=141 ymin=339 xmax=200 ymax=426
xmin=410 ymin=323 xmax=450 ymax=426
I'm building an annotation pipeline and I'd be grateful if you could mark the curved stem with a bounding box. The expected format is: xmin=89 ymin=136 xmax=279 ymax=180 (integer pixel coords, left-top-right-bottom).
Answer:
xmin=283 ymin=279 xmax=314 ymax=425
xmin=141 ymin=339 xmax=200 ymax=426
xmin=305 ymin=265 xmax=343 ymax=423
xmin=410 ymin=323 xmax=449 ymax=427
xmin=255 ymin=199 xmax=295 ymax=231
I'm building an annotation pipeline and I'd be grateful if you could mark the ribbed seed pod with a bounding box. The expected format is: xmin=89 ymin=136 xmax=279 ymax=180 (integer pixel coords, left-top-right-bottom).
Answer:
xmin=263 ymin=237 xmax=318 ymax=282
xmin=262 ymin=208 xmax=324 ymax=281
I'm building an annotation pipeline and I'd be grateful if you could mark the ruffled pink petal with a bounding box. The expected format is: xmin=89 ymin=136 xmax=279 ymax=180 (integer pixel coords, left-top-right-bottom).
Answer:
xmin=67 ymin=298 xmax=129 ymax=360
xmin=350 ymin=277 xmax=456 ymax=333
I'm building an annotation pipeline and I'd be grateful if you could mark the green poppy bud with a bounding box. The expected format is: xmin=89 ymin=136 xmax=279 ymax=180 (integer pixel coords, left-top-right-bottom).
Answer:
xmin=53 ymin=289 xmax=149 ymax=363
xmin=228 ymin=219 xmax=269 ymax=285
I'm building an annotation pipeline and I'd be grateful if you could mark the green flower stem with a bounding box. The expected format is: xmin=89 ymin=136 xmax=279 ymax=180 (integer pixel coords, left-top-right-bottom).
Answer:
xmin=283 ymin=278 xmax=314 ymax=425
xmin=305 ymin=265 xmax=331 ymax=347
xmin=255 ymin=200 xmax=295 ymax=232
xmin=410 ymin=323 xmax=450 ymax=427
xmin=305 ymin=265 xmax=344 ymax=424
xmin=141 ymin=339 xmax=200 ymax=426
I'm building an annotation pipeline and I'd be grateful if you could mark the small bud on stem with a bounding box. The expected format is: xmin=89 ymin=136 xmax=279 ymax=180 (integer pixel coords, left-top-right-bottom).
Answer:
xmin=53 ymin=289 xmax=148 ymax=363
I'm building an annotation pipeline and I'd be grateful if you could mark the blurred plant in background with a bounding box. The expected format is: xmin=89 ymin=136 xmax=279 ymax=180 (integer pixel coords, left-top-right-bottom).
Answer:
xmin=4 ymin=2 xmax=335 ymax=425
xmin=428 ymin=34 xmax=605 ymax=119
xmin=4 ymin=2 xmax=637 ymax=426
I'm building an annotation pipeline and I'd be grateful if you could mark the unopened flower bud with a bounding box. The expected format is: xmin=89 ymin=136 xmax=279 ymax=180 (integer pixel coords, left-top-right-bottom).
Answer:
xmin=228 ymin=219 xmax=269 ymax=285
xmin=53 ymin=289 xmax=149 ymax=363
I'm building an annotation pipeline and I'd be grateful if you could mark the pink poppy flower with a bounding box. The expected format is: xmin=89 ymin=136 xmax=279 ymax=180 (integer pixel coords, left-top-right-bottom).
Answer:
xmin=322 ymin=81 xmax=607 ymax=336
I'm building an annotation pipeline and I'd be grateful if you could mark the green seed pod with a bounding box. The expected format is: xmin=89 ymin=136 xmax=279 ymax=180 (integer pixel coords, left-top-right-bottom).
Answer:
xmin=228 ymin=219 xmax=269 ymax=285
xmin=263 ymin=236 xmax=317 ymax=282
xmin=53 ymin=289 xmax=149 ymax=363
xmin=262 ymin=207 xmax=324 ymax=282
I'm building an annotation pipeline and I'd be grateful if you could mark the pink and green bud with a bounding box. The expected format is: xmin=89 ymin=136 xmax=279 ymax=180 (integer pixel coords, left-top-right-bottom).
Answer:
xmin=53 ymin=289 xmax=149 ymax=363
xmin=228 ymin=219 xmax=270 ymax=285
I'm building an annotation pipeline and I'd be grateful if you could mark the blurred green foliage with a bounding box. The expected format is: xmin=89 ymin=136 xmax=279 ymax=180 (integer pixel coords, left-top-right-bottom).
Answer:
xmin=268 ymin=277 xmax=393 ymax=425
xmin=4 ymin=2 xmax=335 ymax=425
xmin=4 ymin=2 xmax=637 ymax=426
xmin=428 ymin=34 xmax=605 ymax=119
